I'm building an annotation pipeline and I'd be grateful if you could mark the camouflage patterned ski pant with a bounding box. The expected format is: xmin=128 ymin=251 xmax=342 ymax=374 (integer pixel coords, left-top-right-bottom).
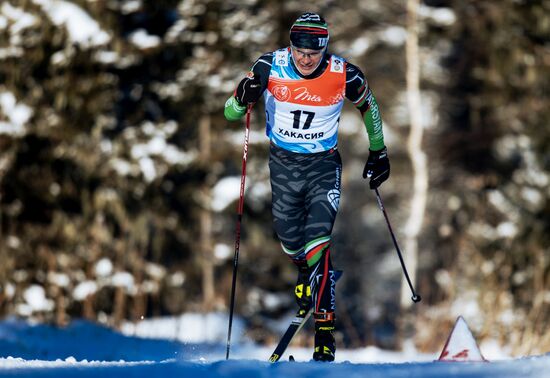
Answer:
xmin=268 ymin=143 xmax=341 ymax=314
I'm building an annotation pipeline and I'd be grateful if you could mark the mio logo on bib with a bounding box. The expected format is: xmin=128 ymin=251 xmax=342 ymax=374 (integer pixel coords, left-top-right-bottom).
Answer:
xmin=271 ymin=86 xmax=324 ymax=103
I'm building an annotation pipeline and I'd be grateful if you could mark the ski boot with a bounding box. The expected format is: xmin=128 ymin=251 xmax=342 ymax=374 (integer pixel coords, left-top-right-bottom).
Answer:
xmin=313 ymin=314 xmax=335 ymax=362
xmin=294 ymin=262 xmax=312 ymax=316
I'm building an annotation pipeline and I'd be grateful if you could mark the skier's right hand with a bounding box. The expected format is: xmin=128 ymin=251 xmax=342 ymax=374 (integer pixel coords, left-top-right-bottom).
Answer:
xmin=235 ymin=72 xmax=262 ymax=105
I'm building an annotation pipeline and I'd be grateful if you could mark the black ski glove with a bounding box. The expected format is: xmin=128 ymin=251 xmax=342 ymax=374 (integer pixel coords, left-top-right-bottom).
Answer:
xmin=363 ymin=147 xmax=390 ymax=189
xmin=235 ymin=73 xmax=262 ymax=106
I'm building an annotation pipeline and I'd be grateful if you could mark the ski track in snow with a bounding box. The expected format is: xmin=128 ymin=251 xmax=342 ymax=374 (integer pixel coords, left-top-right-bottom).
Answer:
xmin=0 ymin=318 xmax=548 ymax=377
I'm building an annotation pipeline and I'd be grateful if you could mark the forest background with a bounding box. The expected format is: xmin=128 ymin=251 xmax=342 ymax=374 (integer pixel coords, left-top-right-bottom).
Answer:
xmin=0 ymin=0 xmax=548 ymax=356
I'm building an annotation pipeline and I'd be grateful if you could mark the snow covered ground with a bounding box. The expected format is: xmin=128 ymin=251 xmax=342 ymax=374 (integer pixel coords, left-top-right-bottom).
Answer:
xmin=0 ymin=315 xmax=548 ymax=377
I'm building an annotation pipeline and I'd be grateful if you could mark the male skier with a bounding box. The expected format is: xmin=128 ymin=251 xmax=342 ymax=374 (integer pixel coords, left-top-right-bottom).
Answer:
xmin=224 ymin=12 xmax=390 ymax=361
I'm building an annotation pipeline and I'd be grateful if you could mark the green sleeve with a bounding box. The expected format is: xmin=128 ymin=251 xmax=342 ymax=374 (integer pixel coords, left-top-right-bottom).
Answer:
xmin=224 ymin=96 xmax=246 ymax=121
xmin=362 ymin=94 xmax=385 ymax=151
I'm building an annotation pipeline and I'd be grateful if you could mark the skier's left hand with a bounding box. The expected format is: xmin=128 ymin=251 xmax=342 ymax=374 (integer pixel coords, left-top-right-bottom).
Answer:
xmin=363 ymin=147 xmax=390 ymax=189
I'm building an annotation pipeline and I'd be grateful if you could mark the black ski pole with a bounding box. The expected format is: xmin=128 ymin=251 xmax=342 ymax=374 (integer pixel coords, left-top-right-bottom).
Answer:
xmin=226 ymin=104 xmax=253 ymax=360
xmin=374 ymin=188 xmax=421 ymax=303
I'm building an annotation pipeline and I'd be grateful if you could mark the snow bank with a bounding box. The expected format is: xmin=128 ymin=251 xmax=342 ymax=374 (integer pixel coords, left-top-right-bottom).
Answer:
xmin=0 ymin=318 xmax=549 ymax=377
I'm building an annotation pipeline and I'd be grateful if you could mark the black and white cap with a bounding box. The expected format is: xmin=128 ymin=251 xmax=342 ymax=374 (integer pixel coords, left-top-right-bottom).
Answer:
xmin=289 ymin=12 xmax=329 ymax=50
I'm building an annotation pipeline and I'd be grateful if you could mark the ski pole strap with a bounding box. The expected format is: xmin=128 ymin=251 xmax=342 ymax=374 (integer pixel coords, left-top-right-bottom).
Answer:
xmin=314 ymin=312 xmax=335 ymax=321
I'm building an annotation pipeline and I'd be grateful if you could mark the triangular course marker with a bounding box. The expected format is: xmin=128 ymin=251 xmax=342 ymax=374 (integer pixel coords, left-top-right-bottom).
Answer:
xmin=438 ymin=316 xmax=487 ymax=362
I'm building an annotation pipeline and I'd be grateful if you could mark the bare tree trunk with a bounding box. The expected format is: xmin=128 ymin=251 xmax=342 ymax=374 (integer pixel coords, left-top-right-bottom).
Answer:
xmin=402 ymin=0 xmax=427 ymax=308
xmin=83 ymin=261 xmax=96 ymax=320
xmin=0 ymin=174 xmax=4 ymax=296
xmin=42 ymin=246 xmax=67 ymax=326
xmin=113 ymin=286 xmax=126 ymax=327
xmin=132 ymin=248 xmax=147 ymax=322
xmin=112 ymin=238 xmax=128 ymax=327
xmin=0 ymin=177 xmax=2 ymax=280
xmin=0 ymin=151 xmax=15 ymax=289
xmin=199 ymin=115 xmax=215 ymax=311
xmin=518 ymin=248 xmax=549 ymax=355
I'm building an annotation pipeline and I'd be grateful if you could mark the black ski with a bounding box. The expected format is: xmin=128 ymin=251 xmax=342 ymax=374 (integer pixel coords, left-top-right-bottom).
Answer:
xmin=268 ymin=270 xmax=343 ymax=363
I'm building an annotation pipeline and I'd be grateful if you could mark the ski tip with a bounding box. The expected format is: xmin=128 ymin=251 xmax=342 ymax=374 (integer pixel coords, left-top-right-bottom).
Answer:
xmin=289 ymin=355 xmax=295 ymax=362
